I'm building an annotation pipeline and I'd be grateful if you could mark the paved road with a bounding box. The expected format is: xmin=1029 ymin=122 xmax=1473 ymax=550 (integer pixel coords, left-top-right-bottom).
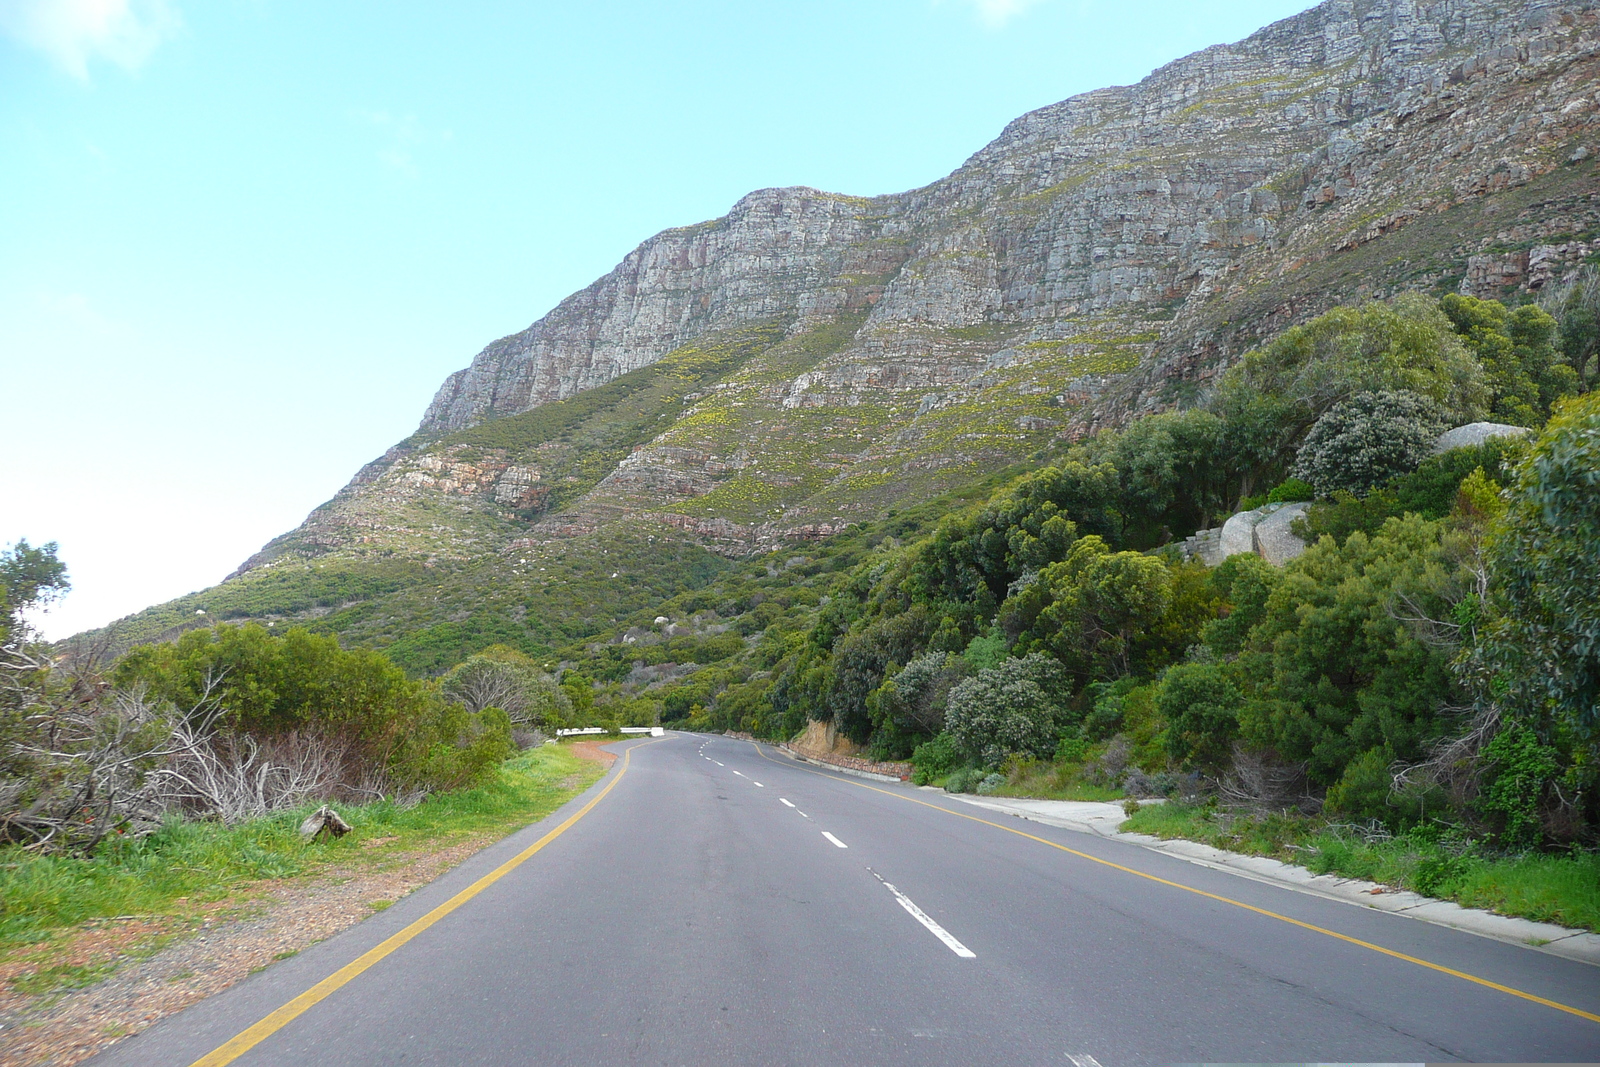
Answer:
xmin=94 ymin=733 xmax=1600 ymax=1066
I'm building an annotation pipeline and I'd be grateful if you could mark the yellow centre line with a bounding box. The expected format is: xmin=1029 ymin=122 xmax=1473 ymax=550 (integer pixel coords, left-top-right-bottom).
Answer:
xmin=188 ymin=737 xmax=663 ymax=1067
xmin=750 ymin=741 xmax=1600 ymax=1026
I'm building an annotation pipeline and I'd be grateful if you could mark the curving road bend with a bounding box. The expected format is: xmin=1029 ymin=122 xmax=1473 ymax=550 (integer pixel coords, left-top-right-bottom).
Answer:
xmin=90 ymin=733 xmax=1600 ymax=1066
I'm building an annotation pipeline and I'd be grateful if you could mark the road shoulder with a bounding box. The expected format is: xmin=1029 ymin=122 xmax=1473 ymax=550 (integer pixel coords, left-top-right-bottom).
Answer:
xmin=945 ymin=793 xmax=1600 ymax=968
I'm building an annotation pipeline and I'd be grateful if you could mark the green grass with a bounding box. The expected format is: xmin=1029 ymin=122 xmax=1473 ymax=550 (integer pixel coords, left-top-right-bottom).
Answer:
xmin=1122 ymin=803 xmax=1600 ymax=933
xmin=983 ymin=760 xmax=1125 ymax=802
xmin=0 ymin=745 xmax=605 ymax=985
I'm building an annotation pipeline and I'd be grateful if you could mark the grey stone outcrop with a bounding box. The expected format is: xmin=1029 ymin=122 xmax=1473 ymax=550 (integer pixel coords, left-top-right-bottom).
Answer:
xmin=1433 ymin=422 xmax=1533 ymax=454
xmin=1253 ymin=502 xmax=1311 ymax=566
xmin=1220 ymin=508 xmax=1269 ymax=559
xmin=1202 ymin=501 xmax=1309 ymax=567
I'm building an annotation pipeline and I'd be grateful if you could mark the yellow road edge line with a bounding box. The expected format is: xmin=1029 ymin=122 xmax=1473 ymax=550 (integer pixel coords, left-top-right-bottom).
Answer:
xmin=750 ymin=740 xmax=1600 ymax=1026
xmin=188 ymin=738 xmax=663 ymax=1067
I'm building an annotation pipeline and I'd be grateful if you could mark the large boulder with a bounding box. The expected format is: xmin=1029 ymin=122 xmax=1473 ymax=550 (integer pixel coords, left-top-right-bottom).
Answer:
xmin=1219 ymin=508 xmax=1267 ymax=558
xmin=1253 ymin=502 xmax=1310 ymax=566
xmin=1432 ymin=422 xmax=1531 ymax=454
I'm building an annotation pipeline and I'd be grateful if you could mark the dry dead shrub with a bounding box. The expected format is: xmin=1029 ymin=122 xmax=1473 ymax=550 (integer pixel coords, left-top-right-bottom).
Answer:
xmin=1218 ymin=744 xmax=1320 ymax=815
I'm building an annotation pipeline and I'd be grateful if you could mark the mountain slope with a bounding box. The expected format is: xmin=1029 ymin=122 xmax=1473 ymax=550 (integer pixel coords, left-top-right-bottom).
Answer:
xmin=95 ymin=0 xmax=1600 ymax=665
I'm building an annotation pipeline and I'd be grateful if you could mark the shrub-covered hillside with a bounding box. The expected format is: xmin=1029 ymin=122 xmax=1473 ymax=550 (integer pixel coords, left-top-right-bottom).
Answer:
xmin=572 ymin=285 xmax=1599 ymax=852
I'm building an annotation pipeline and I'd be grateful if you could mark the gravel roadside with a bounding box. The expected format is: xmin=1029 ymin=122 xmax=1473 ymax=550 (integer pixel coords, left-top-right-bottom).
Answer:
xmin=0 ymin=748 xmax=615 ymax=1067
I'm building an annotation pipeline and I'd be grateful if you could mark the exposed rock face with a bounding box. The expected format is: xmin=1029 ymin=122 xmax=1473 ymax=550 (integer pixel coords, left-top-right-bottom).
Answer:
xmin=418 ymin=0 xmax=1600 ymax=444
xmin=1220 ymin=508 xmax=1271 ymax=559
xmin=421 ymin=189 xmax=905 ymax=432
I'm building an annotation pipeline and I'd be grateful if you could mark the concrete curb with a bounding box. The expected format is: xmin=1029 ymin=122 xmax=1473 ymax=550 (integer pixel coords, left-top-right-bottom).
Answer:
xmin=947 ymin=794 xmax=1600 ymax=968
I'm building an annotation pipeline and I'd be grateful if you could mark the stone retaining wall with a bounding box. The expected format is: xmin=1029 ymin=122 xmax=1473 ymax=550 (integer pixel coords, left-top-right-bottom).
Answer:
xmin=781 ymin=745 xmax=911 ymax=781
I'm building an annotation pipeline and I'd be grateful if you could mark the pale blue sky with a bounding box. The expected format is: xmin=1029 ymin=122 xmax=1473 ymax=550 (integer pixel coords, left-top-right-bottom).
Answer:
xmin=2 ymin=0 xmax=1311 ymax=639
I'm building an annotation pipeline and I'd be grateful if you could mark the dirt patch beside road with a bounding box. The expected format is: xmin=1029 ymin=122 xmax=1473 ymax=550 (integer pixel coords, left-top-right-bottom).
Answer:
xmin=0 ymin=833 xmax=500 ymax=1067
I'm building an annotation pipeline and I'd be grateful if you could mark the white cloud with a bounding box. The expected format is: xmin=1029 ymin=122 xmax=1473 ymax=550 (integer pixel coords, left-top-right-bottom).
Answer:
xmin=948 ymin=0 xmax=1047 ymax=29
xmin=0 ymin=0 xmax=180 ymax=79
xmin=351 ymin=108 xmax=453 ymax=175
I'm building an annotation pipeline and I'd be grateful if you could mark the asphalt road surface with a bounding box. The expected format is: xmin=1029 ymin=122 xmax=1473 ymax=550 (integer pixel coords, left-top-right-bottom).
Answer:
xmin=92 ymin=733 xmax=1600 ymax=1066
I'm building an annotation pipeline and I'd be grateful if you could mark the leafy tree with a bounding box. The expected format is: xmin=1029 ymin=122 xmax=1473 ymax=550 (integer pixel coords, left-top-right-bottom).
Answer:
xmin=1539 ymin=264 xmax=1600 ymax=390
xmin=1105 ymin=408 xmax=1233 ymax=539
xmin=1157 ymin=663 xmax=1242 ymax=771
xmin=1222 ymin=293 xmax=1486 ymax=434
xmin=559 ymin=671 xmax=597 ymax=721
xmin=1007 ymin=537 xmax=1178 ymax=682
xmin=1209 ymin=381 xmax=1305 ymax=504
xmin=1476 ymin=392 xmax=1600 ymax=738
xmin=440 ymin=645 xmax=571 ymax=733
xmin=1 ymin=540 xmax=69 ymax=645
xmin=1290 ymin=390 xmax=1448 ymax=498
xmin=1441 ymin=294 xmax=1575 ymax=425
xmin=945 ymin=653 xmax=1070 ymax=768
xmin=872 ymin=650 xmax=964 ymax=737
xmin=824 ymin=604 xmax=935 ymax=744
xmin=1232 ymin=515 xmax=1462 ymax=786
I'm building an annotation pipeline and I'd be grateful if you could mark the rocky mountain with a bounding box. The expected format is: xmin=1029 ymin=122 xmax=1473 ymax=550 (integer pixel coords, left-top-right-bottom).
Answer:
xmin=104 ymin=0 xmax=1599 ymax=666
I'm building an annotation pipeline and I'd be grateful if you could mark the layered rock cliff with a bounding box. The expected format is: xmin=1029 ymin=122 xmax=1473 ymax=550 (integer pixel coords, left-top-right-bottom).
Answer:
xmin=106 ymin=0 xmax=1599 ymax=656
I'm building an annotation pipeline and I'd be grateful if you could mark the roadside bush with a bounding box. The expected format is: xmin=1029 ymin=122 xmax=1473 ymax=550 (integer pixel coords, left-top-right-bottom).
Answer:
xmin=113 ymin=624 xmax=513 ymax=803
xmin=1156 ymin=663 xmax=1241 ymax=772
xmin=943 ymin=767 xmax=982 ymax=794
xmin=873 ymin=651 xmax=964 ymax=739
xmin=910 ymin=732 xmax=960 ymax=785
xmin=440 ymin=647 xmax=571 ymax=734
xmin=945 ymin=654 xmax=1070 ymax=768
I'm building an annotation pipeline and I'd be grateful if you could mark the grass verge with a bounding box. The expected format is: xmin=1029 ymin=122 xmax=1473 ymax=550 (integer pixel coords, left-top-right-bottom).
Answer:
xmin=1122 ymin=803 xmax=1600 ymax=934
xmin=0 ymin=744 xmax=606 ymax=984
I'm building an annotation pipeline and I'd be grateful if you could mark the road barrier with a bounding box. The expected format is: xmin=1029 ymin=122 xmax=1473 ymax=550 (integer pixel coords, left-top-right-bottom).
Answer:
xmin=556 ymin=727 xmax=664 ymax=737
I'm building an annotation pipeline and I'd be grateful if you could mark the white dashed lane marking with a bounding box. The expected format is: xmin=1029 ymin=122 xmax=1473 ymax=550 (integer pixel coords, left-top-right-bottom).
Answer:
xmin=752 ymin=782 xmax=763 ymax=788
xmin=822 ymin=832 xmax=848 ymax=849
xmin=732 ymin=770 xmax=746 ymax=777
xmin=867 ymin=868 xmax=976 ymax=959
xmin=779 ymin=798 xmax=795 ymax=808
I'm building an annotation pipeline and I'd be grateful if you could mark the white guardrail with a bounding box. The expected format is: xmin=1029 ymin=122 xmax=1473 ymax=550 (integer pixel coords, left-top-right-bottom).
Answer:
xmin=556 ymin=727 xmax=665 ymax=737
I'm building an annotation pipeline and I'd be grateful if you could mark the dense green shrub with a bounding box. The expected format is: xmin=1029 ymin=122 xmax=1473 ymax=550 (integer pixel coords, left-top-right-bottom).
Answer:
xmin=1476 ymin=392 xmax=1600 ymax=736
xmin=1296 ymin=437 xmax=1523 ymax=544
xmin=114 ymin=624 xmax=510 ymax=792
xmin=1226 ymin=515 xmax=1462 ymax=785
xmin=1156 ymin=663 xmax=1241 ymax=772
xmin=946 ymin=654 xmax=1070 ymax=768
xmin=440 ymin=646 xmax=571 ymax=735
xmin=1290 ymin=390 xmax=1447 ymax=498
xmin=910 ymin=732 xmax=960 ymax=785
xmin=1441 ymin=294 xmax=1574 ymax=425
xmin=1267 ymin=478 xmax=1315 ymax=503
xmin=1222 ymin=292 xmax=1486 ymax=430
